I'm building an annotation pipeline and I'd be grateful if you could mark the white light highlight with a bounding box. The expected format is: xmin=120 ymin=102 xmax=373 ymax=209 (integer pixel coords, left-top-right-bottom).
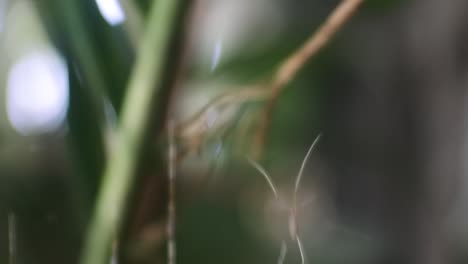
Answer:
xmin=210 ymin=37 xmax=223 ymax=71
xmin=6 ymin=50 xmax=69 ymax=135
xmin=96 ymin=0 xmax=126 ymax=26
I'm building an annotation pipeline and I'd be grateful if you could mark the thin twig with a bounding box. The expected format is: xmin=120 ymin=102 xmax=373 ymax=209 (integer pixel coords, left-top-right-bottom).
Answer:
xmin=167 ymin=121 xmax=177 ymax=264
xmin=178 ymin=85 xmax=268 ymax=139
xmin=79 ymin=1 xmax=185 ymax=263
xmin=273 ymin=0 xmax=364 ymax=93
xmin=177 ymin=0 xmax=363 ymax=159
xmin=8 ymin=212 xmax=16 ymax=264
xmin=253 ymin=0 xmax=364 ymax=159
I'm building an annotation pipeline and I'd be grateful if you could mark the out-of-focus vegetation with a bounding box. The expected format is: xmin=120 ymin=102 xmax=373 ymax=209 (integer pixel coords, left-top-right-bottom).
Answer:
xmin=1 ymin=0 xmax=468 ymax=264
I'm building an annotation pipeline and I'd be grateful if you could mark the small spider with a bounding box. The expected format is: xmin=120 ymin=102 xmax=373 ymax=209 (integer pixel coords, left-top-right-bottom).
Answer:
xmin=248 ymin=134 xmax=321 ymax=264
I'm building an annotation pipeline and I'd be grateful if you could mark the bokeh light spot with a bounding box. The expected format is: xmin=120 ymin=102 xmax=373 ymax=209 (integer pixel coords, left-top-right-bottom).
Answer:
xmin=6 ymin=50 xmax=69 ymax=135
xmin=96 ymin=0 xmax=126 ymax=26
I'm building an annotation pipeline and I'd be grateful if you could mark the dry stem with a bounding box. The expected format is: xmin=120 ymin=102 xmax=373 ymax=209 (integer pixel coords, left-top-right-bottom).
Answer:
xmin=252 ymin=0 xmax=364 ymax=159
xmin=8 ymin=212 xmax=16 ymax=264
xmin=177 ymin=0 xmax=363 ymax=159
xmin=177 ymin=0 xmax=364 ymax=160
xmin=167 ymin=121 xmax=177 ymax=264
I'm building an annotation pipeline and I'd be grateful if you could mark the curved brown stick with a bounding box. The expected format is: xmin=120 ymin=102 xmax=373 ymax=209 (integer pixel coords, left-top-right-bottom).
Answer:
xmin=177 ymin=0 xmax=364 ymax=159
xmin=252 ymin=0 xmax=364 ymax=159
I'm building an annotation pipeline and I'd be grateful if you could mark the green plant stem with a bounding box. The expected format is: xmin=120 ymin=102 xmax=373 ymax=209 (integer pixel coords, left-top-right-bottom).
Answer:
xmin=79 ymin=0 xmax=183 ymax=263
xmin=120 ymin=0 xmax=144 ymax=48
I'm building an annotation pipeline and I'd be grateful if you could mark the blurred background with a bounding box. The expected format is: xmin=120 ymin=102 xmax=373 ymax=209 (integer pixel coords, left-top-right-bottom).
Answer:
xmin=1 ymin=0 xmax=468 ymax=263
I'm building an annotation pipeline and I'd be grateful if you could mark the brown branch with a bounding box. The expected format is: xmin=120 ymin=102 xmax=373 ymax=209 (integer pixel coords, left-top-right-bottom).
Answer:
xmin=252 ymin=0 xmax=364 ymax=159
xmin=177 ymin=0 xmax=364 ymax=158
xmin=176 ymin=84 xmax=268 ymax=152
xmin=167 ymin=121 xmax=176 ymax=264
xmin=273 ymin=0 xmax=365 ymax=93
xmin=178 ymin=85 xmax=268 ymax=134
